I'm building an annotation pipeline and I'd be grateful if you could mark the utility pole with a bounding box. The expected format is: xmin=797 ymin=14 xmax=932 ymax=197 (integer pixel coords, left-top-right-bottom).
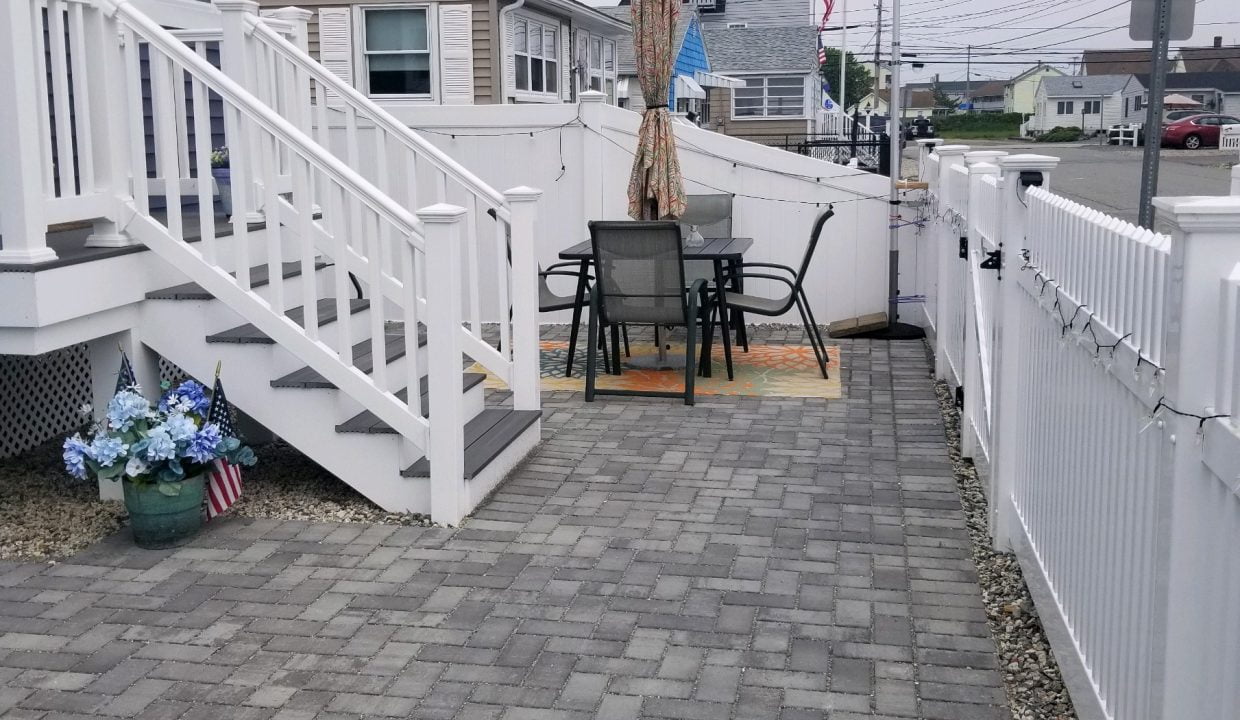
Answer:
xmin=874 ymin=0 xmax=883 ymax=97
xmin=839 ymin=0 xmax=848 ymax=113
xmin=965 ymin=45 xmax=972 ymax=112
xmin=1137 ymin=0 xmax=1172 ymax=228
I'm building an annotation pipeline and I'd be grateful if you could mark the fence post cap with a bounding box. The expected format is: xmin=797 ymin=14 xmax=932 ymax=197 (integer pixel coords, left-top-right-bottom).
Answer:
xmin=214 ymin=0 xmax=259 ymax=11
xmin=997 ymin=154 xmax=1061 ymax=171
xmin=270 ymin=6 xmax=314 ymax=20
xmin=416 ymin=203 xmax=468 ymax=222
xmin=503 ymin=186 xmax=544 ymax=202
xmin=915 ymin=138 xmax=941 ymax=146
xmin=579 ymin=91 xmax=607 ymax=103
xmin=965 ymin=150 xmax=1008 ymax=165
xmin=969 ymin=162 xmax=1001 ymax=175
xmin=933 ymin=144 xmax=970 ymax=156
xmin=1152 ymin=196 xmax=1240 ymax=231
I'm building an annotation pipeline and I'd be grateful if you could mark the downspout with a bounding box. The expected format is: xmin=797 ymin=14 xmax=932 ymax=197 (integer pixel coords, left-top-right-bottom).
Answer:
xmin=498 ymin=0 xmax=529 ymax=104
xmin=489 ymin=0 xmax=501 ymax=103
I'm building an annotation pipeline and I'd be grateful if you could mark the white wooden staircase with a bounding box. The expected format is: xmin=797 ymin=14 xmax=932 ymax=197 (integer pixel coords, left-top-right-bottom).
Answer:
xmin=0 ymin=0 xmax=545 ymax=523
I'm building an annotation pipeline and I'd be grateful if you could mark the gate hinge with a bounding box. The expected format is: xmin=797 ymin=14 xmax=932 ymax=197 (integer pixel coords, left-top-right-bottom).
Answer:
xmin=958 ymin=237 xmax=968 ymax=259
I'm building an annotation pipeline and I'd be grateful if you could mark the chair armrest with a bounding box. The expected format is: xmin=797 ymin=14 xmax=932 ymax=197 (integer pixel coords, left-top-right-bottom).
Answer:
xmin=545 ymin=260 xmax=586 ymax=272
xmin=735 ymin=261 xmax=797 ymax=276
xmin=717 ymin=271 xmax=797 ymax=293
xmin=540 ymin=270 xmax=592 ymax=280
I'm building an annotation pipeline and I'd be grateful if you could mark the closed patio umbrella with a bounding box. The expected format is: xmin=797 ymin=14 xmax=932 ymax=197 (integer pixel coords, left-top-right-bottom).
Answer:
xmin=627 ymin=0 xmax=686 ymax=220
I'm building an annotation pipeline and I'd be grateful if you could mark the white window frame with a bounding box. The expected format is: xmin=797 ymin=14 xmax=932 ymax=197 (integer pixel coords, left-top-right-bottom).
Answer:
xmin=355 ymin=4 xmax=438 ymax=101
xmin=511 ymin=10 xmax=561 ymax=102
xmin=573 ymin=29 xmax=616 ymax=104
xmin=731 ymin=74 xmax=807 ymax=120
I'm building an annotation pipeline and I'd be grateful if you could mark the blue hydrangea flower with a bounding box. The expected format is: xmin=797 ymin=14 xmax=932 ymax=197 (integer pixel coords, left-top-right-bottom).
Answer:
xmin=163 ymin=413 xmax=198 ymax=443
xmin=185 ymin=423 xmax=223 ymax=464
xmin=106 ymin=390 xmax=150 ymax=432
xmin=125 ymin=456 xmax=150 ymax=478
xmin=159 ymin=381 xmax=210 ymax=416
xmin=87 ymin=435 xmax=129 ymax=468
xmin=63 ymin=435 xmax=89 ymax=479
xmin=143 ymin=427 xmax=177 ymax=462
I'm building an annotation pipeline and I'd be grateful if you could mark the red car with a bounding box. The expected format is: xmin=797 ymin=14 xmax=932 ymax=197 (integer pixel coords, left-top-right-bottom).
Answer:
xmin=1160 ymin=114 xmax=1240 ymax=149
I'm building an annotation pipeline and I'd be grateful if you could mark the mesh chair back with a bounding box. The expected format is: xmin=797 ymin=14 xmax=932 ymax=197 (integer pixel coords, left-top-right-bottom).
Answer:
xmin=792 ymin=207 xmax=836 ymax=289
xmin=588 ymin=221 xmax=687 ymax=325
xmin=680 ymin=194 xmax=733 ymax=283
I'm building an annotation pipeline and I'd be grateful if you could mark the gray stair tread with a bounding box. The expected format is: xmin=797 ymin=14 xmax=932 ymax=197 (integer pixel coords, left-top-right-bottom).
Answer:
xmin=146 ymin=261 xmax=328 ymax=300
xmin=207 ymin=299 xmax=370 ymax=344
xmin=403 ymin=409 xmax=541 ymax=480
xmin=270 ymin=325 xmax=428 ymax=389
xmin=335 ymin=373 xmax=487 ymax=432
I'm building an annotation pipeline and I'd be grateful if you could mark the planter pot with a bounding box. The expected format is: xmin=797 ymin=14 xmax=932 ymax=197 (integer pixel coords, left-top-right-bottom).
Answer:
xmin=212 ymin=167 xmax=232 ymax=218
xmin=122 ymin=475 xmax=204 ymax=549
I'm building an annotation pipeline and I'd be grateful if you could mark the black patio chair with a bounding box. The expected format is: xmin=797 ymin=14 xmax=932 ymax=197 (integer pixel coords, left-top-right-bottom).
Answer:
xmin=710 ymin=206 xmax=834 ymax=379
xmin=539 ymin=262 xmax=613 ymax=375
xmin=679 ymin=194 xmax=749 ymax=353
xmin=585 ymin=221 xmax=709 ymax=406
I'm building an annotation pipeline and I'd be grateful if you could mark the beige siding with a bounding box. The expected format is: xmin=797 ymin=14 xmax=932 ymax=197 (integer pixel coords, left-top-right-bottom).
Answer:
xmin=258 ymin=0 xmax=497 ymax=104
xmin=706 ymin=88 xmax=809 ymax=144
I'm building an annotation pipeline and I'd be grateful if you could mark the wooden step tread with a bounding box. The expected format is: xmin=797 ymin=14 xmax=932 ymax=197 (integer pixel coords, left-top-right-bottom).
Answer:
xmin=335 ymin=373 xmax=487 ymax=432
xmin=146 ymin=261 xmax=328 ymax=300
xmin=270 ymin=325 xmax=428 ymax=389
xmin=402 ymin=409 xmax=541 ymax=480
xmin=207 ymin=299 xmax=370 ymax=344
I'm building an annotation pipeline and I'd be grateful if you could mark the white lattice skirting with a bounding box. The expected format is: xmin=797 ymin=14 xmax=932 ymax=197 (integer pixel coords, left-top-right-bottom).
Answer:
xmin=0 ymin=345 xmax=92 ymax=459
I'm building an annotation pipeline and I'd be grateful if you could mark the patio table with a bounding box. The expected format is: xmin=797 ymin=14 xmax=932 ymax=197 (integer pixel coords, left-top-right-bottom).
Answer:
xmin=558 ymin=237 xmax=753 ymax=380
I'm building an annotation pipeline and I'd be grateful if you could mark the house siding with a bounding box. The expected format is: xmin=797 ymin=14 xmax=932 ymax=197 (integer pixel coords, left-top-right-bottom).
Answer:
xmin=669 ymin=16 xmax=709 ymax=107
xmin=1005 ymin=67 xmax=1063 ymax=115
xmin=707 ymin=86 xmax=809 ymax=143
xmin=259 ymin=0 xmax=496 ymax=104
xmin=699 ymin=0 xmax=813 ymax=27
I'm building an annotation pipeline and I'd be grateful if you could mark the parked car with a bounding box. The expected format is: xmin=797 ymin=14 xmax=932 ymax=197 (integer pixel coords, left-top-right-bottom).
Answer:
xmin=903 ymin=118 xmax=935 ymax=141
xmin=1160 ymin=114 xmax=1240 ymax=149
xmin=1164 ymin=109 xmax=1206 ymax=122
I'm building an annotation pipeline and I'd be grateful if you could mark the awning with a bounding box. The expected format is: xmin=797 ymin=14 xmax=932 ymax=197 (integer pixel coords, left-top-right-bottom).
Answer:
xmin=674 ymin=74 xmax=706 ymax=100
xmin=694 ymin=70 xmax=745 ymax=90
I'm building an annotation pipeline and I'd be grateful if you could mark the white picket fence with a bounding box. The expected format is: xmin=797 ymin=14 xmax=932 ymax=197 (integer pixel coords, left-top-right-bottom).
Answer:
xmin=919 ymin=147 xmax=1240 ymax=719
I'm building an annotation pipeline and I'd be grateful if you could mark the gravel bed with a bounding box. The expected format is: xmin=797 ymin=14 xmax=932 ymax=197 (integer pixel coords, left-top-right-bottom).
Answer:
xmin=0 ymin=443 xmax=125 ymax=561
xmin=0 ymin=439 xmax=431 ymax=561
xmin=934 ymin=380 xmax=1077 ymax=720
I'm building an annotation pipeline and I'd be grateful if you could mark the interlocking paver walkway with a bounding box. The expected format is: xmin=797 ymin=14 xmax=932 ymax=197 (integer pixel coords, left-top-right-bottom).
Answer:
xmin=0 ymin=330 xmax=1008 ymax=719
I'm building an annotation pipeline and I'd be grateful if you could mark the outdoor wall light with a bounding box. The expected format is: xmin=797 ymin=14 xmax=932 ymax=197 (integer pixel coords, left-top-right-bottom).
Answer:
xmin=1019 ymin=171 xmax=1044 ymax=188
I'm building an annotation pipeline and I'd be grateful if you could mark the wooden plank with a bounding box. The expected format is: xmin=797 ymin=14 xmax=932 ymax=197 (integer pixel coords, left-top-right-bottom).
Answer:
xmin=335 ymin=372 xmax=486 ymax=432
xmin=402 ymin=409 xmax=540 ymax=478
xmin=206 ymin=298 xmax=368 ymax=344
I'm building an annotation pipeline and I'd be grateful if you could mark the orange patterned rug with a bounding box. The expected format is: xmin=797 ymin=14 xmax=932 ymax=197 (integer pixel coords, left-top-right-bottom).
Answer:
xmin=471 ymin=341 xmax=842 ymax=399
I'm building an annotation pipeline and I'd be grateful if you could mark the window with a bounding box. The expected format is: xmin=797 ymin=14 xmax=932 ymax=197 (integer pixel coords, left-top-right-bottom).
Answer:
xmin=573 ymin=30 xmax=617 ymax=104
xmin=604 ymin=40 xmax=616 ymax=103
xmin=1135 ymin=95 xmax=1145 ymax=111
xmin=1083 ymin=100 xmax=1101 ymax=114
xmin=1056 ymin=101 xmax=1074 ymax=115
xmin=733 ymin=76 xmax=803 ymax=118
xmin=513 ymin=15 xmax=558 ymax=96
xmin=362 ymin=7 xmax=432 ymax=96
xmin=1124 ymin=97 xmax=1129 ymax=115
xmin=1191 ymin=94 xmax=1205 ymax=104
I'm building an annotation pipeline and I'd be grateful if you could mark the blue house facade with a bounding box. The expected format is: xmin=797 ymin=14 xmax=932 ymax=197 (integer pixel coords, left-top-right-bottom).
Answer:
xmin=669 ymin=14 xmax=710 ymax=109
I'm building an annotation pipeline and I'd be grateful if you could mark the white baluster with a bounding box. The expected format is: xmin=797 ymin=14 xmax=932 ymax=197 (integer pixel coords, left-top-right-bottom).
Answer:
xmin=217 ymin=0 xmax=263 ymax=223
xmin=190 ymin=43 xmax=217 ymax=263
xmin=84 ymin=5 xmax=133 ymax=248
xmin=0 ymin=0 xmax=55 ymax=263
xmin=504 ymin=187 xmax=543 ymax=412
xmin=421 ymin=203 xmax=468 ymax=525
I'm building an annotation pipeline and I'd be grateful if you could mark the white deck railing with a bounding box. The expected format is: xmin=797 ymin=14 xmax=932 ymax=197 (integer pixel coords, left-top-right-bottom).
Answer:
xmin=916 ymin=146 xmax=1240 ymax=719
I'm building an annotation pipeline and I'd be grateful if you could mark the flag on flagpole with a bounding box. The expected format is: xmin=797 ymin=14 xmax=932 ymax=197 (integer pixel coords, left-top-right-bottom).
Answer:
xmin=205 ymin=372 xmax=243 ymax=519
xmin=816 ymin=0 xmax=836 ymax=65
xmin=115 ymin=349 xmax=137 ymax=394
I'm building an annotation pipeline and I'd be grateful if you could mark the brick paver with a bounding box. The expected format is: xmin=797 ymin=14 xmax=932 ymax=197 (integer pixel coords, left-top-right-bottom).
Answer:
xmin=0 ymin=329 xmax=1008 ymax=719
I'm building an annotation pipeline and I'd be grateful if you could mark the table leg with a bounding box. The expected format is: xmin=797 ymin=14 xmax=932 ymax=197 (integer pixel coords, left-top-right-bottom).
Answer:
xmin=713 ymin=259 xmax=734 ymax=380
xmin=565 ymin=259 xmax=589 ymax=377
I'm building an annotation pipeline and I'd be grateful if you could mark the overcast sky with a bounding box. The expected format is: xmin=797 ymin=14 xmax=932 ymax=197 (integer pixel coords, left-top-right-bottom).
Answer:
xmin=823 ymin=0 xmax=1237 ymax=85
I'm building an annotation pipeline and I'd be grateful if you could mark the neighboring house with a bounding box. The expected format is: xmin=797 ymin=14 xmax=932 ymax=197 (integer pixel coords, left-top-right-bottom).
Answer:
xmin=849 ymin=88 xmax=939 ymax=118
xmin=1081 ymin=39 xmax=1236 ymax=76
xmin=694 ymin=0 xmax=816 ymax=28
xmin=602 ymin=5 xmax=716 ymax=115
xmin=970 ymin=81 xmax=1005 ymax=113
xmin=1133 ymin=72 xmax=1240 ymax=117
xmin=1176 ymin=39 xmax=1240 ymax=73
xmin=698 ymin=25 xmax=821 ymax=141
xmin=1027 ymin=74 xmax=1144 ymax=135
xmin=1004 ymin=63 xmax=1065 ymax=115
xmin=262 ymin=0 xmax=628 ymax=106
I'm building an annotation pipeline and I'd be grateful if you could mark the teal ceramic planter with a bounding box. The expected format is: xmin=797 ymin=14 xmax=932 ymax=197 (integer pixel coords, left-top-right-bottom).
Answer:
xmin=122 ymin=475 xmax=204 ymax=549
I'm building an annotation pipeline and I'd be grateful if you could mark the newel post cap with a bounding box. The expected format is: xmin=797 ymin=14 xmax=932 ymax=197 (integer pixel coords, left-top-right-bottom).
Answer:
xmin=503 ymin=186 xmax=544 ymax=202
xmin=933 ymin=144 xmax=970 ymax=156
xmin=997 ymin=154 xmax=1061 ymax=172
xmin=1152 ymin=195 xmax=1240 ymax=232
xmin=416 ymin=203 xmax=468 ymax=223
xmin=214 ymin=0 xmax=259 ymax=12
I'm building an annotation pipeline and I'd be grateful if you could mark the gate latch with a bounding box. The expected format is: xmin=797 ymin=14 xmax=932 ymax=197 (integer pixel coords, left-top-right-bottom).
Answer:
xmin=958 ymin=237 xmax=968 ymax=259
xmin=980 ymin=249 xmax=1002 ymax=270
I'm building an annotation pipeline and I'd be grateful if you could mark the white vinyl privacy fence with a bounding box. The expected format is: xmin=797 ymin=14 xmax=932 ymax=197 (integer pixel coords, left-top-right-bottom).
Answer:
xmin=917 ymin=146 xmax=1240 ymax=720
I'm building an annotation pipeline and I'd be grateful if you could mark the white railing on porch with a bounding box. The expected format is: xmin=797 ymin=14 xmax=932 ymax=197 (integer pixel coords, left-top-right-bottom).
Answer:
xmin=916 ymin=145 xmax=1240 ymax=719
xmin=0 ymin=0 xmax=540 ymax=524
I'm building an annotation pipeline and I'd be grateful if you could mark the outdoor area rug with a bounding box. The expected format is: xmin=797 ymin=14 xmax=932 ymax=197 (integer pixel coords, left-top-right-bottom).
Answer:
xmin=471 ymin=340 xmax=842 ymax=399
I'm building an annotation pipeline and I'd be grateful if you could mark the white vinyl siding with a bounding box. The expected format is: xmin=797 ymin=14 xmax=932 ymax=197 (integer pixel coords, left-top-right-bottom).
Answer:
xmin=733 ymin=76 xmax=805 ymax=119
xmin=360 ymin=5 xmax=434 ymax=98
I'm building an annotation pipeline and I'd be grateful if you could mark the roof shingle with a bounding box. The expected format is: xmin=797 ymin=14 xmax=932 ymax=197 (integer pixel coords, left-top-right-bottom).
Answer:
xmin=699 ymin=26 xmax=817 ymax=74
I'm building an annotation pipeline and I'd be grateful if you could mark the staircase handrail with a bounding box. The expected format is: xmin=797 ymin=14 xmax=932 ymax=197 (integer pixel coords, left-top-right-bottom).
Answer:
xmin=245 ymin=14 xmax=511 ymax=222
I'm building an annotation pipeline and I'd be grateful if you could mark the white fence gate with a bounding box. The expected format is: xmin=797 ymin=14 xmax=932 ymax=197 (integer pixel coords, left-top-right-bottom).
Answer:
xmin=919 ymin=149 xmax=1240 ymax=719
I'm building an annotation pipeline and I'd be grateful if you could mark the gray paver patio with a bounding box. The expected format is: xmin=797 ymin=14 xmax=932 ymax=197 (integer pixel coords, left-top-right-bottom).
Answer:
xmin=0 ymin=328 xmax=1008 ymax=719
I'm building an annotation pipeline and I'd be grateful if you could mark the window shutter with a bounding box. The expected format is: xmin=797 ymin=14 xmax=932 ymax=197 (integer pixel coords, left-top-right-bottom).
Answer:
xmin=438 ymin=5 xmax=475 ymax=105
xmin=560 ymin=23 xmax=571 ymax=101
xmin=503 ymin=13 xmax=515 ymax=102
xmin=317 ymin=8 xmax=353 ymax=105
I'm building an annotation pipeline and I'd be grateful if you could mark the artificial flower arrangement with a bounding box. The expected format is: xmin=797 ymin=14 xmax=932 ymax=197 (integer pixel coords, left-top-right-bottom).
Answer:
xmin=63 ymin=379 xmax=255 ymax=496
xmin=209 ymin=147 xmax=229 ymax=169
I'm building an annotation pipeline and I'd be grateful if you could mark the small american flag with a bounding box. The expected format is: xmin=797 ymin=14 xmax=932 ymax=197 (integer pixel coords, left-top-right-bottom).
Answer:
xmin=816 ymin=0 xmax=835 ymax=65
xmin=115 ymin=350 xmax=137 ymax=393
xmin=205 ymin=375 xmax=243 ymax=519
xmin=817 ymin=32 xmax=828 ymax=65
